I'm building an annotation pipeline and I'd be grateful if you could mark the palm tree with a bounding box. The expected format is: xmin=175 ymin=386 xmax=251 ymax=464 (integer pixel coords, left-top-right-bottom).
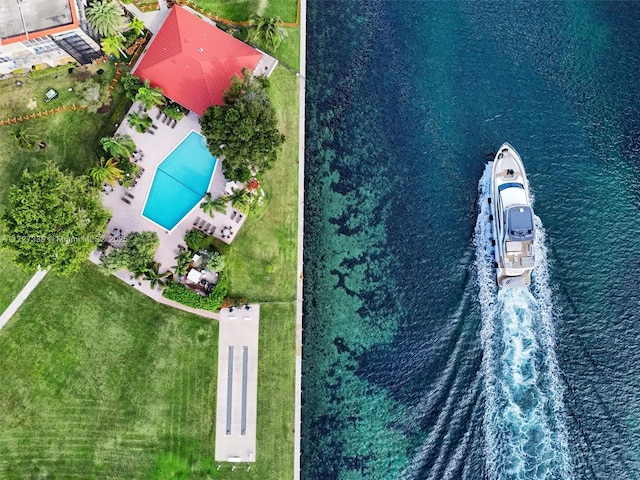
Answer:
xmin=86 ymin=0 xmax=126 ymax=38
xmin=11 ymin=127 xmax=37 ymax=150
xmin=163 ymin=103 xmax=185 ymax=121
xmin=128 ymin=112 xmax=152 ymax=133
xmin=101 ymin=134 xmax=136 ymax=159
xmin=201 ymin=251 xmax=225 ymax=272
xmin=249 ymin=15 xmax=288 ymax=51
xmin=200 ymin=193 xmax=228 ymax=216
xmin=135 ymin=80 xmax=165 ymax=110
xmin=172 ymin=251 xmax=192 ymax=278
xmin=128 ymin=17 xmax=145 ymax=37
xmin=227 ymin=188 xmax=251 ymax=213
xmin=101 ymin=35 xmax=126 ymax=58
xmin=141 ymin=262 xmax=171 ymax=289
xmin=121 ymin=73 xmax=143 ymax=100
xmin=88 ymin=157 xmax=124 ymax=187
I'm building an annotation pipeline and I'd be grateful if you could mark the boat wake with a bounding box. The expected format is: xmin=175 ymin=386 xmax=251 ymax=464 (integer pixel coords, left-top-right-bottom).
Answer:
xmin=475 ymin=163 xmax=573 ymax=479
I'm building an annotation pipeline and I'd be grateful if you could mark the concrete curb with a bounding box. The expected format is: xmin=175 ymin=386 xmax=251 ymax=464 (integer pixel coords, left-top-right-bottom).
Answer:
xmin=293 ymin=0 xmax=307 ymax=475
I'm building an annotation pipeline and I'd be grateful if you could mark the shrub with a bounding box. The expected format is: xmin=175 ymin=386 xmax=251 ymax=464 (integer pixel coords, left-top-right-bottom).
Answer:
xmin=184 ymin=229 xmax=210 ymax=252
xmin=99 ymin=231 xmax=158 ymax=274
xmin=162 ymin=274 xmax=229 ymax=312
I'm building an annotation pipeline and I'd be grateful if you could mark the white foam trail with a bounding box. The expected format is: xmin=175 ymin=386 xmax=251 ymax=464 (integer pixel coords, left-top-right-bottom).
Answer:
xmin=475 ymin=163 xmax=573 ymax=479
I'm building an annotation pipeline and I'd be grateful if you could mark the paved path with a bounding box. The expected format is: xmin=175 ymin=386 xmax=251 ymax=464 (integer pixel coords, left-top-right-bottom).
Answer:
xmin=293 ymin=0 xmax=307 ymax=475
xmin=0 ymin=268 xmax=49 ymax=330
xmin=215 ymin=306 xmax=260 ymax=462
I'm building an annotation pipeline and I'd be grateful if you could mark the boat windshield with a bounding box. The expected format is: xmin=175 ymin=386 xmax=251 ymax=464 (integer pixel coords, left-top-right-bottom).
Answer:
xmin=506 ymin=206 xmax=534 ymax=241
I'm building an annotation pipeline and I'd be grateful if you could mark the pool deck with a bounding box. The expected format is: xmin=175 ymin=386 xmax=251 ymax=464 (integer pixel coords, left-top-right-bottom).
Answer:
xmin=100 ymin=103 xmax=247 ymax=274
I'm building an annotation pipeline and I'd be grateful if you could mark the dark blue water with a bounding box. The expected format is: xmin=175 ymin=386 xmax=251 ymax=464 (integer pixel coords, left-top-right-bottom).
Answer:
xmin=303 ymin=1 xmax=640 ymax=479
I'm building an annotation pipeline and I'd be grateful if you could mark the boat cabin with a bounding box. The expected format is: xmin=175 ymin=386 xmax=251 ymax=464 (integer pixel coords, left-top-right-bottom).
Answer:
xmin=506 ymin=206 xmax=534 ymax=241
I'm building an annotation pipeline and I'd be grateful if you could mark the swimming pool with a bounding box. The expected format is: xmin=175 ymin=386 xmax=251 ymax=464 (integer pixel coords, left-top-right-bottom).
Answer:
xmin=142 ymin=131 xmax=217 ymax=231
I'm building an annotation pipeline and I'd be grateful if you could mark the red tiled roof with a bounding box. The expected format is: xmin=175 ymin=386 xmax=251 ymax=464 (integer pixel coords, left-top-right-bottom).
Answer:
xmin=133 ymin=5 xmax=262 ymax=115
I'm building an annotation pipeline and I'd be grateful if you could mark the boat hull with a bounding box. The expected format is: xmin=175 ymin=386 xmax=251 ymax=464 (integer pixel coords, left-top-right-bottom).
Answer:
xmin=489 ymin=143 xmax=536 ymax=288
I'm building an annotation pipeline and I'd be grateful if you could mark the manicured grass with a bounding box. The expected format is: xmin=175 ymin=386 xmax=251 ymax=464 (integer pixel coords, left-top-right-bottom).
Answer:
xmin=263 ymin=0 xmax=298 ymax=25
xmin=188 ymin=0 xmax=297 ymax=23
xmin=225 ymin=66 xmax=299 ymax=303
xmin=0 ymin=263 xmax=219 ymax=478
xmin=0 ymin=61 xmax=126 ymax=211
xmin=0 ymin=24 xmax=300 ymax=479
xmin=0 ymin=250 xmax=33 ymax=314
xmin=0 ymin=61 xmax=127 ymax=316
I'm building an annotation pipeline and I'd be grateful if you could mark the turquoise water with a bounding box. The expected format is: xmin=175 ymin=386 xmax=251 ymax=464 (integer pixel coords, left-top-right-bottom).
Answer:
xmin=142 ymin=131 xmax=216 ymax=231
xmin=303 ymin=1 xmax=640 ymax=478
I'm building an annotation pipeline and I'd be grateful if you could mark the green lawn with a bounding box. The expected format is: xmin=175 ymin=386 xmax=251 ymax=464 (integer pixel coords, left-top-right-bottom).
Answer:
xmin=0 ymin=263 xmax=220 ymax=479
xmin=0 ymin=61 xmax=126 ymax=315
xmin=0 ymin=27 xmax=300 ymax=479
xmin=225 ymin=66 xmax=299 ymax=303
xmin=0 ymin=250 xmax=33 ymax=313
xmin=187 ymin=0 xmax=297 ymax=24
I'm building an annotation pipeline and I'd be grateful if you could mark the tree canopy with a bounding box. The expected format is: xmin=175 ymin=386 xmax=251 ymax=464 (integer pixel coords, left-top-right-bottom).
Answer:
xmin=249 ymin=15 xmax=288 ymax=51
xmin=99 ymin=231 xmax=159 ymax=275
xmin=199 ymin=70 xmax=284 ymax=181
xmin=86 ymin=0 xmax=127 ymax=38
xmin=2 ymin=162 xmax=109 ymax=273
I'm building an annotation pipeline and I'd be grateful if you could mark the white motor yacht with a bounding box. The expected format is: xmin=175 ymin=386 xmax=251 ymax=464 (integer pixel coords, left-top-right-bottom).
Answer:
xmin=489 ymin=143 xmax=535 ymax=288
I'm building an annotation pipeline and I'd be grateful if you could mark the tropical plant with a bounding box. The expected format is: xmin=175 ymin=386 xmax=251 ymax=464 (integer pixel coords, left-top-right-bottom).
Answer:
xmin=3 ymin=162 xmax=110 ymax=273
xmin=128 ymin=112 xmax=153 ymax=133
xmin=200 ymin=69 xmax=284 ymax=181
xmin=249 ymin=15 xmax=288 ymax=51
xmin=121 ymin=73 xmax=143 ymax=99
xmin=162 ymin=274 xmax=229 ymax=311
xmin=88 ymin=157 xmax=124 ymax=187
xmin=135 ymin=80 xmax=165 ymax=110
xmin=227 ymin=188 xmax=251 ymax=212
xmin=100 ymin=35 xmax=125 ymax=58
xmin=199 ymin=192 xmax=228 ymax=216
xmin=184 ymin=229 xmax=210 ymax=252
xmin=172 ymin=250 xmax=192 ymax=277
xmin=99 ymin=231 xmax=159 ymax=274
xmin=201 ymin=250 xmax=225 ymax=272
xmin=86 ymin=0 xmax=127 ymax=38
xmin=163 ymin=103 xmax=185 ymax=121
xmin=128 ymin=16 xmax=145 ymax=37
xmin=141 ymin=262 xmax=171 ymax=289
xmin=11 ymin=127 xmax=37 ymax=150
xmin=101 ymin=134 xmax=136 ymax=159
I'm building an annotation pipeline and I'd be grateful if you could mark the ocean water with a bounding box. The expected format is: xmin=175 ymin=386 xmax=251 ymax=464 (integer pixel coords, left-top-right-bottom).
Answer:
xmin=302 ymin=1 xmax=640 ymax=479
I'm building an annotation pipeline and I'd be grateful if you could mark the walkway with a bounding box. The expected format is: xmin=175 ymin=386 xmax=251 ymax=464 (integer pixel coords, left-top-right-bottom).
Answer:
xmin=293 ymin=0 xmax=307 ymax=474
xmin=215 ymin=306 xmax=260 ymax=462
xmin=0 ymin=268 xmax=49 ymax=330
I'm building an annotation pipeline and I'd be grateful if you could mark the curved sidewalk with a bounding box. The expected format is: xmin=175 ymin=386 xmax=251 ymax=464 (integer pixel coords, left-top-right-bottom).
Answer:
xmin=0 ymin=268 xmax=49 ymax=330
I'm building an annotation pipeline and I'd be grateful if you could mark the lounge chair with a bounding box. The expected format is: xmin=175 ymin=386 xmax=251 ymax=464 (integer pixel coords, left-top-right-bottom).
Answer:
xmin=198 ymin=219 xmax=206 ymax=229
xmin=170 ymin=119 xmax=177 ymax=129
xmin=148 ymin=129 xmax=155 ymax=135
xmin=230 ymin=211 xmax=236 ymax=220
xmin=193 ymin=216 xmax=201 ymax=226
xmin=156 ymin=110 xmax=162 ymax=119
xmin=125 ymin=191 xmax=134 ymax=199
xmin=235 ymin=214 xmax=243 ymax=223
xmin=121 ymin=197 xmax=131 ymax=205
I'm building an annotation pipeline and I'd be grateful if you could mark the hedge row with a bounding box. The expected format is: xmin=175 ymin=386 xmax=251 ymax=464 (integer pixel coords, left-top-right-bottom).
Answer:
xmin=162 ymin=274 xmax=229 ymax=312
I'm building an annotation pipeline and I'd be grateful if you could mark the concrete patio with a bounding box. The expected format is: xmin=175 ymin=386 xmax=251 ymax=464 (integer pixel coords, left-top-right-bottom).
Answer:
xmin=100 ymin=102 xmax=247 ymax=272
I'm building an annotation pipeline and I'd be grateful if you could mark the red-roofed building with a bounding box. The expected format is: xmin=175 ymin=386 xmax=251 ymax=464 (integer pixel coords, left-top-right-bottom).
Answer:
xmin=133 ymin=5 xmax=266 ymax=116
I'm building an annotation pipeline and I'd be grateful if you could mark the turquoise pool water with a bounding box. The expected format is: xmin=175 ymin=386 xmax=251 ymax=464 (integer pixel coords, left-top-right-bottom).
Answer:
xmin=142 ymin=131 xmax=216 ymax=231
